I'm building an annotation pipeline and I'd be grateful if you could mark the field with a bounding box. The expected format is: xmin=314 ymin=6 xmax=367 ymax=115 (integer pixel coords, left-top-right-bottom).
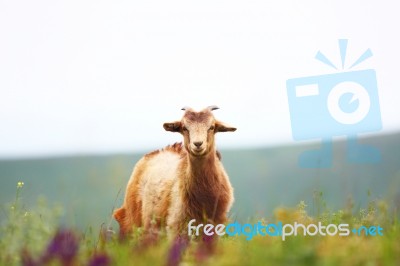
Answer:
xmin=1 ymin=132 xmax=400 ymax=265
xmin=0 ymin=183 xmax=399 ymax=265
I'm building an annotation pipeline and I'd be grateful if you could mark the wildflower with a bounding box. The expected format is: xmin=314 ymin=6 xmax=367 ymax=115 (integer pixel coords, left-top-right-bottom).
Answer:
xmin=274 ymin=207 xmax=301 ymax=223
xmin=42 ymin=229 xmax=79 ymax=265
xmin=88 ymin=253 xmax=111 ymax=266
xmin=195 ymin=234 xmax=216 ymax=262
xmin=17 ymin=181 xmax=24 ymax=188
xmin=297 ymin=200 xmax=307 ymax=210
xmin=100 ymin=226 xmax=115 ymax=243
xmin=167 ymin=236 xmax=189 ymax=266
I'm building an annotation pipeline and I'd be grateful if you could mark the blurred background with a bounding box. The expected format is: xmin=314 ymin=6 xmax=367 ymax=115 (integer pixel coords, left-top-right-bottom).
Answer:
xmin=1 ymin=0 xmax=399 ymax=230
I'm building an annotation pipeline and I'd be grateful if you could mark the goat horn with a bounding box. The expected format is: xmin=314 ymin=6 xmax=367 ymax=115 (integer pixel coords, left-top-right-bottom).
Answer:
xmin=181 ymin=106 xmax=191 ymax=111
xmin=207 ymin=105 xmax=219 ymax=111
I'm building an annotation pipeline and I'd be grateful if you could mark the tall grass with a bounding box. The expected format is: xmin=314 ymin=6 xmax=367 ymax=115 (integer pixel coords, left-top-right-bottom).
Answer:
xmin=0 ymin=182 xmax=399 ymax=265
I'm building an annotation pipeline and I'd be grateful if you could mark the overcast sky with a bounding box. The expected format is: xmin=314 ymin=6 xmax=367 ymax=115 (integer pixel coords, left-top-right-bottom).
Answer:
xmin=1 ymin=0 xmax=399 ymax=158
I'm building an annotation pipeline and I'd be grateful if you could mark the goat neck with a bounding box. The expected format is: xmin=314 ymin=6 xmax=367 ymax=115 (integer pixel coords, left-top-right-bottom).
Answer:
xmin=184 ymin=146 xmax=220 ymax=188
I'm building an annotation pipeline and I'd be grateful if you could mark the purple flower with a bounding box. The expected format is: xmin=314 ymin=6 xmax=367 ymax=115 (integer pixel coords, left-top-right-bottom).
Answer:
xmin=202 ymin=234 xmax=214 ymax=245
xmin=195 ymin=234 xmax=216 ymax=262
xmin=43 ymin=229 xmax=79 ymax=265
xmin=167 ymin=236 xmax=189 ymax=266
xmin=88 ymin=253 xmax=111 ymax=266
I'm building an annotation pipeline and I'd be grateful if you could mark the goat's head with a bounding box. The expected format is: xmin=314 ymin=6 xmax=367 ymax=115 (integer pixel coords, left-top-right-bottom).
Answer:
xmin=163 ymin=106 xmax=236 ymax=157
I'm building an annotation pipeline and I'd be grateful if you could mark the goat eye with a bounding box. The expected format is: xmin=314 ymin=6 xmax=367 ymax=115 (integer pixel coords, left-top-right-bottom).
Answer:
xmin=209 ymin=126 xmax=215 ymax=131
xmin=182 ymin=126 xmax=188 ymax=131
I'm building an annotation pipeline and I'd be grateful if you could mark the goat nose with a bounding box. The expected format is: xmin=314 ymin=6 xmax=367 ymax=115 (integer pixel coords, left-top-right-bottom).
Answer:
xmin=194 ymin=141 xmax=203 ymax=148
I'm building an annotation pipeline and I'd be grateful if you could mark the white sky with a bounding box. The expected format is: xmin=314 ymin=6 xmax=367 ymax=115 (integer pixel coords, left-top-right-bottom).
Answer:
xmin=1 ymin=0 xmax=399 ymax=158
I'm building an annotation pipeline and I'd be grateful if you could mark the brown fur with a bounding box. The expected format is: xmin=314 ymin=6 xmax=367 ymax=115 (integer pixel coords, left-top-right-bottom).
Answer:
xmin=183 ymin=111 xmax=210 ymax=123
xmin=114 ymin=107 xmax=236 ymax=237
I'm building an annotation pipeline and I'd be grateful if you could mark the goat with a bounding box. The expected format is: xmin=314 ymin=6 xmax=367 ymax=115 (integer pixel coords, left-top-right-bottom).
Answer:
xmin=113 ymin=106 xmax=236 ymax=237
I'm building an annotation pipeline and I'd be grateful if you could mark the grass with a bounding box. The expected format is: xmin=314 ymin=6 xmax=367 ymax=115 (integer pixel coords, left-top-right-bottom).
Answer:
xmin=0 ymin=182 xmax=399 ymax=266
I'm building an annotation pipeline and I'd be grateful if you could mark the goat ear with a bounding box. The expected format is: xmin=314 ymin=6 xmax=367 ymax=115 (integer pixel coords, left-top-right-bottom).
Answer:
xmin=215 ymin=121 xmax=236 ymax=132
xmin=163 ymin=121 xmax=182 ymax=132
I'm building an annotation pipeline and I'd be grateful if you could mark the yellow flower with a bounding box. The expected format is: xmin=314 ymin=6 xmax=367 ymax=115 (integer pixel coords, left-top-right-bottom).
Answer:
xmin=17 ymin=181 xmax=24 ymax=188
xmin=274 ymin=207 xmax=301 ymax=223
